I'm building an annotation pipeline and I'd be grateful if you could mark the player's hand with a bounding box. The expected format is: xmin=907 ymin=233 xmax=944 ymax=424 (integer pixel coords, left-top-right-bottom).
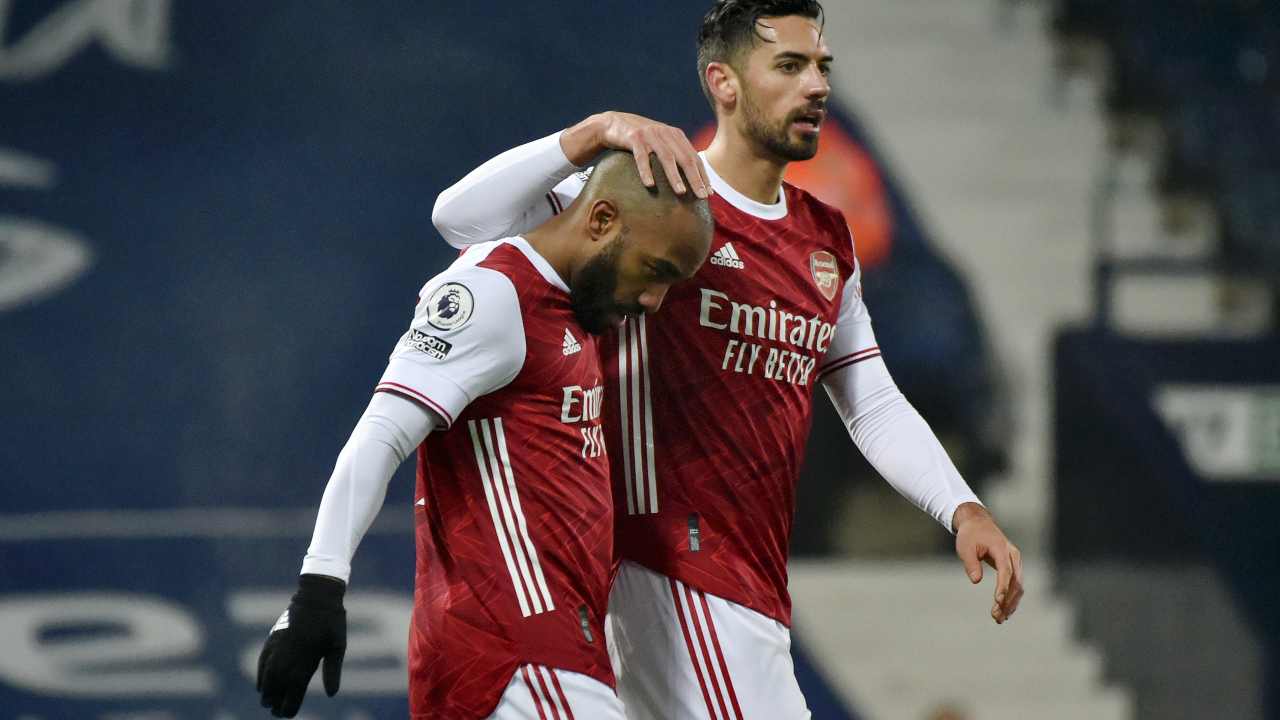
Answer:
xmin=563 ymin=111 xmax=712 ymax=198
xmin=257 ymin=574 xmax=347 ymax=717
xmin=952 ymin=502 xmax=1024 ymax=624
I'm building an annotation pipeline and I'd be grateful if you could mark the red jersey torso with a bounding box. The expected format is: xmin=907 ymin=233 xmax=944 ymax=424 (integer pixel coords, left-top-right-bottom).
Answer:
xmin=604 ymin=185 xmax=854 ymax=626
xmin=408 ymin=243 xmax=612 ymax=719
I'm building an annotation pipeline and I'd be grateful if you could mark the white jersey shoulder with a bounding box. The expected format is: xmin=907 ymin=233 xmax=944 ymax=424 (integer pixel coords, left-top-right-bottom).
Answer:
xmin=376 ymin=241 xmax=527 ymax=427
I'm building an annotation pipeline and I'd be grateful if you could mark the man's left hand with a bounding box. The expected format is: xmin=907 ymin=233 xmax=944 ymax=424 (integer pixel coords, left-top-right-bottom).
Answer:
xmin=952 ymin=502 xmax=1023 ymax=624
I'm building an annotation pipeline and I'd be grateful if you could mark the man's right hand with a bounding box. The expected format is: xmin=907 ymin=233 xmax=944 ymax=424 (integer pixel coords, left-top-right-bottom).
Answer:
xmin=561 ymin=111 xmax=712 ymax=198
xmin=256 ymin=574 xmax=347 ymax=717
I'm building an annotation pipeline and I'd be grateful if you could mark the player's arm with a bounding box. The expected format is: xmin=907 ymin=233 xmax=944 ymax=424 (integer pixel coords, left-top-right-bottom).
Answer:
xmin=299 ymin=393 xmax=439 ymax=583
xmin=431 ymin=130 xmax=582 ymax=248
xmin=431 ymin=112 xmax=710 ymax=248
xmin=257 ymin=392 xmax=437 ymax=718
xmin=817 ymin=259 xmax=1024 ymax=624
xmin=257 ymin=266 xmax=526 ymax=717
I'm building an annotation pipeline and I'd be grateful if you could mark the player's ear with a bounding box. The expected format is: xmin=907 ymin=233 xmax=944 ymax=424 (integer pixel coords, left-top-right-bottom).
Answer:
xmin=587 ymin=199 xmax=619 ymax=243
xmin=706 ymin=62 xmax=738 ymax=109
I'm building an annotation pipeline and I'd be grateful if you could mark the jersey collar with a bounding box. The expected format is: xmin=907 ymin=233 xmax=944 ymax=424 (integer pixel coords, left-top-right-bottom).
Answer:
xmin=507 ymin=236 xmax=571 ymax=293
xmin=699 ymin=151 xmax=789 ymax=221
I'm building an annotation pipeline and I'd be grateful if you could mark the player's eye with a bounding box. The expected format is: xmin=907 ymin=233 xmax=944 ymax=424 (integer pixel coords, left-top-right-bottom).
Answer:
xmin=819 ymin=64 xmax=832 ymax=77
xmin=779 ymin=62 xmax=799 ymax=73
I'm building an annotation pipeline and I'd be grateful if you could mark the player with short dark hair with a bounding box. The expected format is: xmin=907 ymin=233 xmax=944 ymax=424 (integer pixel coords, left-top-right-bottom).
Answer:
xmin=255 ymin=152 xmax=711 ymax=719
xmin=695 ymin=0 xmax=825 ymax=114
xmin=432 ymin=2 xmax=1024 ymax=717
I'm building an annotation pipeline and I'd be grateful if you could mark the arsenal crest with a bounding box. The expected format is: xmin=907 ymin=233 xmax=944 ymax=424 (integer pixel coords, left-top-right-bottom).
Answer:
xmin=809 ymin=251 xmax=840 ymax=302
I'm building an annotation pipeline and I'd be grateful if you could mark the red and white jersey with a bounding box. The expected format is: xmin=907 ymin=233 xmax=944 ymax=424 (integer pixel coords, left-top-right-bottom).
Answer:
xmin=432 ymin=134 xmax=980 ymax=634
xmin=376 ymin=237 xmax=613 ymax=719
xmin=545 ymin=163 xmax=875 ymax=626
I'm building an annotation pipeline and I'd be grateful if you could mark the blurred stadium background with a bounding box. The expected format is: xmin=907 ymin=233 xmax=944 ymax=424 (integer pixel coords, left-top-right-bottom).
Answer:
xmin=2 ymin=0 xmax=1278 ymax=718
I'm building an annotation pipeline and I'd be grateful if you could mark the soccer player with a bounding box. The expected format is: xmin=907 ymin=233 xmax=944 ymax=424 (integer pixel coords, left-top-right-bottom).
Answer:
xmin=429 ymin=1 xmax=1025 ymax=718
xmin=255 ymin=151 xmax=712 ymax=719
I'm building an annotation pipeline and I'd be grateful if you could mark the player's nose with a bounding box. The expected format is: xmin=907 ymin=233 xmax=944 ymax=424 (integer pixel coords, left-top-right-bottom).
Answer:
xmin=805 ymin=67 xmax=829 ymax=100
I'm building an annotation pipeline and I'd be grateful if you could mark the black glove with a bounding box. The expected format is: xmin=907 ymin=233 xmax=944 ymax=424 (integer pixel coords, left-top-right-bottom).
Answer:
xmin=257 ymin=573 xmax=347 ymax=717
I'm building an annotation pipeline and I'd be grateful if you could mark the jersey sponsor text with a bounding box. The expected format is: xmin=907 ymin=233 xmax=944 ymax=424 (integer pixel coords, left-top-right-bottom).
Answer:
xmin=698 ymin=288 xmax=836 ymax=353
xmin=697 ymin=287 xmax=835 ymax=386
xmin=561 ymin=384 xmax=604 ymax=423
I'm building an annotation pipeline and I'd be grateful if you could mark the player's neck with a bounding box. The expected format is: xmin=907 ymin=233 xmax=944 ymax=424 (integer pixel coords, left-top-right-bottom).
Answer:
xmin=704 ymin=131 xmax=787 ymax=206
xmin=521 ymin=221 xmax=575 ymax=287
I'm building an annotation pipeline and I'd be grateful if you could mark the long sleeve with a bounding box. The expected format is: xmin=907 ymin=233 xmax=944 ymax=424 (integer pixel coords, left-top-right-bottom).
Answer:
xmin=431 ymin=130 xmax=586 ymax=248
xmin=300 ymin=391 xmax=439 ymax=582
xmin=817 ymin=260 xmax=981 ymax=533
xmin=302 ymin=256 xmax=528 ymax=582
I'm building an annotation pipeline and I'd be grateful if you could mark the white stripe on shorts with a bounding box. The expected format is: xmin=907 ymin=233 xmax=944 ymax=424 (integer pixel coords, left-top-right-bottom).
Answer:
xmin=670 ymin=577 xmax=743 ymax=720
xmin=486 ymin=664 xmax=625 ymax=720
xmin=608 ymin=562 xmax=811 ymax=720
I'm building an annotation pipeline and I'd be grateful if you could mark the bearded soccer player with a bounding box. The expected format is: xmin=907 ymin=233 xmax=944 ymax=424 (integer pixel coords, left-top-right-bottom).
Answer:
xmin=254 ymin=152 xmax=712 ymax=719
xmin=431 ymin=1 xmax=1025 ymax=718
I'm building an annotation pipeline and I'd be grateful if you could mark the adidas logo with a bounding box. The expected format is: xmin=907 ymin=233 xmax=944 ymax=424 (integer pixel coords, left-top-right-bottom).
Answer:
xmin=562 ymin=328 xmax=582 ymax=355
xmin=709 ymin=242 xmax=745 ymax=270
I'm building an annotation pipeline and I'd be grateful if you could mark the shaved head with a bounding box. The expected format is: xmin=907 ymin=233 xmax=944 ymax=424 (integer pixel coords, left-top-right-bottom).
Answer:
xmin=579 ymin=150 xmax=714 ymax=232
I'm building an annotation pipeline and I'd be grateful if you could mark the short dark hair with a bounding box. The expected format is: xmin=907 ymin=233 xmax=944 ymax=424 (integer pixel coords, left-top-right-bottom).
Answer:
xmin=696 ymin=0 xmax=825 ymax=109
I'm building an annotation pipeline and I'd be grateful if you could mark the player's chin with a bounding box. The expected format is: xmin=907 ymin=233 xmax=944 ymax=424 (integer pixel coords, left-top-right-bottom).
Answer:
xmin=785 ymin=133 xmax=820 ymax=159
xmin=574 ymin=310 xmax=616 ymax=336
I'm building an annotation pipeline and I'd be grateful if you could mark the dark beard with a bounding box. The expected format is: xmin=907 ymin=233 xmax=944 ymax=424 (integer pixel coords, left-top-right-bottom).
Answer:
xmin=570 ymin=234 xmax=638 ymax=335
xmin=743 ymin=92 xmax=820 ymax=162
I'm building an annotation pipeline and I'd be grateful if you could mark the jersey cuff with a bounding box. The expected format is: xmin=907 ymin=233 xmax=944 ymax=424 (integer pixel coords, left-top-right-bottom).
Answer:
xmin=300 ymin=556 xmax=352 ymax=584
xmin=376 ymin=358 xmax=471 ymax=429
xmin=942 ymin=495 xmax=984 ymax=534
xmin=547 ymin=129 xmax=581 ymax=170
